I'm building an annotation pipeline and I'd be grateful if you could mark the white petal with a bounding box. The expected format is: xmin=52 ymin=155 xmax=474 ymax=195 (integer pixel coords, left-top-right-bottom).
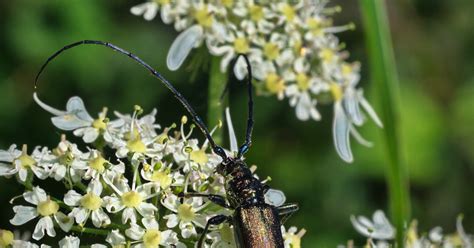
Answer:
xmin=55 ymin=212 xmax=74 ymax=232
xmin=10 ymin=206 xmax=38 ymax=225
xmin=122 ymin=208 xmax=137 ymax=224
xmin=63 ymin=190 xmax=82 ymax=206
xmin=264 ymin=189 xmax=286 ymax=207
xmin=51 ymin=115 xmax=90 ymax=131
xmin=350 ymin=126 xmax=373 ymax=147
xmin=82 ymin=128 xmax=99 ymax=143
xmin=142 ymin=217 xmax=159 ymax=230
xmin=89 ymin=178 xmax=103 ymax=195
xmin=350 ymin=215 xmax=372 ymax=237
xmin=136 ymin=202 xmax=157 ymax=217
xmin=333 ymin=102 xmax=353 ymax=163
xmin=33 ymin=93 xmax=66 ymax=116
xmin=58 ymin=236 xmax=80 ymax=248
xmin=295 ymin=94 xmax=310 ymax=121
xmin=125 ymin=223 xmax=144 ymax=241
xmin=33 ymin=216 xmax=56 ymax=240
xmin=164 ymin=214 xmax=179 ymax=228
xmin=225 ymin=108 xmax=238 ymax=153
xmin=66 ymin=96 xmax=93 ymax=122
xmin=106 ymin=229 xmax=126 ymax=246
xmin=359 ymin=92 xmax=383 ymax=128
xmin=233 ymin=56 xmax=248 ymax=80
xmin=0 ymin=163 xmax=16 ymax=176
xmin=167 ymin=25 xmax=203 ymax=71
xmin=343 ymin=89 xmax=363 ymax=126
xmin=91 ymin=209 xmax=110 ymax=228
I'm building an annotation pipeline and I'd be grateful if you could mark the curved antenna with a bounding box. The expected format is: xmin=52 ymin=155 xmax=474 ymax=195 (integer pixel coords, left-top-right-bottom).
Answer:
xmin=235 ymin=54 xmax=254 ymax=158
xmin=34 ymin=40 xmax=228 ymax=161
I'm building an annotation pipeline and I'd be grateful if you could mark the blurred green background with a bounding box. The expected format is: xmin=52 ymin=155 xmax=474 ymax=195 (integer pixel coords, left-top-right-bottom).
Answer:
xmin=0 ymin=0 xmax=473 ymax=246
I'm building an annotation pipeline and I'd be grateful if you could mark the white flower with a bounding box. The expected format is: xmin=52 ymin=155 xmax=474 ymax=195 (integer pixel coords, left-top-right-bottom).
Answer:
xmin=350 ymin=210 xmax=395 ymax=240
xmin=162 ymin=194 xmax=207 ymax=238
xmin=106 ymin=229 xmax=127 ymax=247
xmin=130 ymin=2 xmax=158 ymax=21
xmin=125 ymin=217 xmax=181 ymax=247
xmin=64 ymin=179 xmax=110 ymax=228
xmin=49 ymin=135 xmax=86 ymax=182
xmin=103 ymin=172 xmax=158 ymax=224
xmin=10 ymin=187 xmax=73 ymax=240
xmin=0 ymin=144 xmax=48 ymax=182
xmin=58 ymin=236 xmax=80 ymax=248
xmin=33 ymin=93 xmax=123 ymax=143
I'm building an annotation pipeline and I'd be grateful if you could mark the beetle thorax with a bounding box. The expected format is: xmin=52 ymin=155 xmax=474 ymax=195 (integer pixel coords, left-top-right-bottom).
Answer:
xmin=222 ymin=159 xmax=266 ymax=207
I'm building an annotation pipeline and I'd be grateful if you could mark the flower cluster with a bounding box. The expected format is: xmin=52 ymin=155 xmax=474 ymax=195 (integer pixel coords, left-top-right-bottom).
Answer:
xmin=130 ymin=0 xmax=382 ymax=162
xmin=0 ymin=94 xmax=304 ymax=247
xmin=345 ymin=210 xmax=473 ymax=248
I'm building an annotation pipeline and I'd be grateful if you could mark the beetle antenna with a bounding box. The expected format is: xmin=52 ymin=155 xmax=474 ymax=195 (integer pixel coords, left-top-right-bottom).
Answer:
xmin=34 ymin=40 xmax=228 ymax=161
xmin=235 ymin=54 xmax=254 ymax=158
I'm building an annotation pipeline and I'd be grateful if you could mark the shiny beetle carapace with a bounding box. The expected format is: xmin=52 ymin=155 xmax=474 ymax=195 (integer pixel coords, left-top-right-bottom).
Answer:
xmin=35 ymin=40 xmax=299 ymax=248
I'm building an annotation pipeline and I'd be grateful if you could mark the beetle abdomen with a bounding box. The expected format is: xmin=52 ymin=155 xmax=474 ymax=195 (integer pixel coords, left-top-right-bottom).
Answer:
xmin=233 ymin=204 xmax=284 ymax=248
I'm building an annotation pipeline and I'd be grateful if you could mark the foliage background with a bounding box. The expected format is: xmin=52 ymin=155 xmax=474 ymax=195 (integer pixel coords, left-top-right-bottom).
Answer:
xmin=0 ymin=0 xmax=473 ymax=246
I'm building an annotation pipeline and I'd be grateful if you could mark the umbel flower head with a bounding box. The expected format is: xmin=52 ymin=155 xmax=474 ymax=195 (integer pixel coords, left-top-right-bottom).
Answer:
xmin=0 ymin=94 xmax=304 ymax=247
xmin=131 ymin=0 xmax=383 ymax=163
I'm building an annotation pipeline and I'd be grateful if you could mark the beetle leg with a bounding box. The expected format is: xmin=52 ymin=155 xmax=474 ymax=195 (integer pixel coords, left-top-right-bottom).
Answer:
xmin=178 ymin=192 xmax=233 ymax=209
xmin=277 ymin=203 xmax=299 ymax=224
xmin=198 ymin=214 xmax=232 ymax=248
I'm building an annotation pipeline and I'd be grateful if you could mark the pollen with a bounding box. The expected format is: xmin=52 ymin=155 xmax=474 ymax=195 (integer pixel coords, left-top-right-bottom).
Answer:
xmin=142 ymin=229 xmax=162 ymax=248
xmin=342 ymin=63 xmax=353 ymax=76
xmin=330 ymin=83 xmax=343 ymax=101
xmin=249 ymin=5 xmax=263 ymax=21
xmin=319 ymin=48 xmax=335 ymax=63
xmin=121 ymin=191 xmax=143 ymax=208
xmin=263 ymin=42 xmax=280 ymax=60
xmin=0 ymin=229 xmax=14 ymax=247
xmin=37 ymin=198 xmax=59 ymax=217
xmin=296 ymin=73 xmax=310 ymax=91
xmin=151 ymin=171 xmax=172 ymax=189
xmin=281 ymin=4 xmax=295 ymax=21
xmin=177 ymin=203 xmax=195 ymax=222
xmin=92 ymin=117 xmax=107 ymax=130
xmin=233 ymin=37 xmax=250 ymax=54
xmin=190 ymin=149 xmax=208 ymax=164
xmin=265 ymin=73 xmax=285 ymax=95
xmin=80 ymin=192 xmax=103 ymax=211
xmin=194 ymin=6 xmax=213 ymax=28
xmin=127 ymin=136 xmax=147 ymax=153
xmin=89 ymin=154 xmax=107 ymax=173
xmin=17 ymin=144 xmax=36 ymax=169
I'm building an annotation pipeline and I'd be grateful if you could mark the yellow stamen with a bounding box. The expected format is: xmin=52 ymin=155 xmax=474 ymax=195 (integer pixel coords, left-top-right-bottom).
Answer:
xmin=121 ymin=191 xmax=142 ymax=208
xmin=281 ymin=4 xmax=295 ymax=21
xmin=190 ymin=149 xmax=208 ymax=164
xmin=37 ymin=198 xmax=59 ymax=217
xmin=177 ymin=204 xmax=195 ymax=222
xmin=249 ymin=5 xmax=263 ymax=21
xmin=143 ymin=229 xmax=162 ymax=248
xmin=151 ymin=171 xmax=172 ymax=189
xmin=329 ymin=83 xmax=343 ymax=101
xmin=296 ymin=73 xmax=310 ymax=91
xmin=233 ymin=37 xmax=250 ymax=54
xmin=263 ymin=42 xmax=280 ymax=60
xmin=194 ymin=6 xmax=213 ymax=28
xmin=80 ymin=192 xmax=103 ymax=211
xmin=17 ymin=144 xmax=36 ymax=169
xmin=319 ymin=48 xmax=335 ymax=63
xmin=89 ymin=154 xmax=107 ymax=173
xmin=0 ymin=229 xmax=14 ymax=247
xmin=265 ymin=73 xmax=285 ymax=95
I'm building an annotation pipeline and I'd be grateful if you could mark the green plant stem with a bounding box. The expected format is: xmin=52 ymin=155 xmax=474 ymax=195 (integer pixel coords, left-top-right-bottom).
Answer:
xmin=70 ymin=225 xmax=110 ymax=236
xmin=208 ymin=56 xmax=227 ymax=145
xmin=359 ymin=0 xmax=411 ymax=246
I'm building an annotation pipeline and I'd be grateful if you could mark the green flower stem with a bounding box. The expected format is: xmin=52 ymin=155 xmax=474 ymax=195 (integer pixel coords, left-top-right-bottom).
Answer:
xmin=208 ymin=56 xmax=227 ymax=145
xmin=70 ymin=225 xmax=110 ymax=236
xmin=359 ymin=0 xmax=411 ymax=245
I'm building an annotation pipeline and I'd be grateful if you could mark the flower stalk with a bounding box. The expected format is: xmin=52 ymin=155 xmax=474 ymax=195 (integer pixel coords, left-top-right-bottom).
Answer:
xmin=359 ymin=0 xmax=411 ymax=245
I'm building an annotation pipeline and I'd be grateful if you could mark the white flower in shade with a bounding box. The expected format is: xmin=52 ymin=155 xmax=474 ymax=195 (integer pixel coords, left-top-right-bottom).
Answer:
xmin=33 ymin=93 xmax=123 ymax=143
xmin=350 ymin=210 xmax=395 ymax=240
xmin=130 ymin=1 xmax=158 ymax=21
xmin=103 ymin=172 xmax=158 ymax=224
xmin=281 ymin=226 xmax=306 ymax=248
xmin=58 ymin=236 xmax=80 ymax=248
xmin=64 ymin=179 xmax=110 ymax=228
xmin=205 ymin=224 xmax=236 ymax=248
xmin=106 ymin=229 xmax=127 ymax=247
xmin=456 ymin=215 xmax=473 ymax=248
xmin=0 ymin=144 xmax=48 ymax=182
xmin=10 ymin=187 xmax=73 ymax=240
xmin=162 ymin=194 xmax=207 ymax=239
xmin=49 ymin=135 xmax=86 ymax=182
xmin=125 ymin=217 xmax=182 ymax=248
xmin=140 ymin=160 xmax=173 ymax=190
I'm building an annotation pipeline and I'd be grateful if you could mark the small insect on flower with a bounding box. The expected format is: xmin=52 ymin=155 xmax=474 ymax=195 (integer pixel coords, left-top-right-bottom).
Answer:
xmin=34 ymin=40 xmax=301 ymax=247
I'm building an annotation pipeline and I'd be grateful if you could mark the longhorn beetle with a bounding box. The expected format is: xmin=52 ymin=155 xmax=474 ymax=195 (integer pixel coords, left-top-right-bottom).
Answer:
xmin=34 ymin=40 xmax=299 ymax=248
